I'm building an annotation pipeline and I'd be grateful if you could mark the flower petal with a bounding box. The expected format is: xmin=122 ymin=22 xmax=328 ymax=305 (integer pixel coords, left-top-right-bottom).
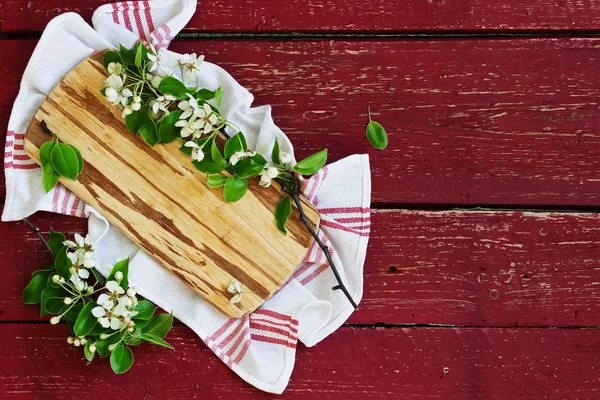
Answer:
xmin=92 ymin=306 xmax=106 ymax=318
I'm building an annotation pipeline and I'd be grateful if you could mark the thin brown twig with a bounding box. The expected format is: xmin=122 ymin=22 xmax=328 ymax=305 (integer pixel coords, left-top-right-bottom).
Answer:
xmin=22 ymin=218 xmax=55 ymax=257
xmin=285 ymin=178 xmax=358 ymax=310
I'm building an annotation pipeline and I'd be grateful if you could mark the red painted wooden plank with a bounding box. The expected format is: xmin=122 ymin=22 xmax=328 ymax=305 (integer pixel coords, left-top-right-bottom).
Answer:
xmin=1 ymin=323 xmax=599 ymax=398
xmin=3 ymin=38 xmax=600 ymax=206
xmin=3 ymin=0 xmax=600 ymax=33
xmin=3 ymin=209 xmax=600 ymax=327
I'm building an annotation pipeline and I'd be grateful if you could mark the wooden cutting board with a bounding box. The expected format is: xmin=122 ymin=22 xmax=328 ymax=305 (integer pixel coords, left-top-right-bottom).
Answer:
xmin=24 ymin=51 xmax=319 ymax=318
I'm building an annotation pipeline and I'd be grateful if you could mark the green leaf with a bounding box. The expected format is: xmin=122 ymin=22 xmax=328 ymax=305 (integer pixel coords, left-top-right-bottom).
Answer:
xmin=158 ymin=110 xmax=181 ymax=144
xmin=251 ymin=153 xmax=267 ymax=166
xmin=141 ymin=333 xmax=174 ymax=349
xmin=42 ymin=170 xmax=60 ymax=193
xmin=134 ymin=42 xmax=143 ymax=68
xmin=84 ymin=340 xmax=95 ymax=363
xmin=224 ymin=132 xmax=247 ymax=158
xmin=102 ymin=50 xmax=122 ymax=71
xmin=158 ymin=77 xmax=193 ymax=99
xmin=107 ymin=258 xmax=129 ymax=290
xmin=63 ymin=302 xmax=83 ymax=323
xmin=207 ymin=173 xmax=228 ymax=188
xmin=293 ymin=149 xmax=328 ymax=175
xmin=125 ymin=103 xmax=148 ymax=135
xmin=233 ymin=158 xmax=262 ymax=179
xmin=95 ymin=331 xmax=125 ymax=358
xmin=119 ymin=44 xmax=128 ymax=56
xmin=133 ymin=300 xmax=156 ymax=320
xmin=74 ymin=302 xmax=98 ymax=337
xmin=54 ymin=245 xmax=72 ymax=280
xmin=366 ymin=120 xmax=388 ymax=150
xmin=122 ymin=48 xmax=136 ymax=65
xmin=133 ymin=318 xmax=151 ymax=330
xmin=140 ymin=116 xmax=159 ymax=146
xmin=195 ymin=89 xmax=216 ymax=100
xmin=22 ymin=271 xmax=50 ymax=304
xmin=39 ymin=141 xmax=56 ymax=173
xmin=110 ymin=345 xmax=134 ymax=374
xmin=215 ymin=88 xmax=223 ymax=109
xmin=48 ymin=230 xmax=66 ymax=255
xmin=275 ymin=195 xmax=292 ymax=235
xmin=40 ymin=286 xmax=66 ymax=316
xmin=71 ymin=145 xmax=84 ymax=174
xmin=223 ymin=176 xmax=248 ymax=203
xmin=271 ymin=139 xmax=281 ymax=165
xmin=91 ymin=268 xmax=106 ymax=284
xmin=44 ymin=297 xmax=66 ymax=315
xmin=51 ymin=143 xmax=80 ymax=180
xmin=211 ymin=140 xmax=227 ymax=167
xmin=143 ymin=312 xmax=173 ymax=339
xmin=193 ymin=156 xmax=225 ymax=174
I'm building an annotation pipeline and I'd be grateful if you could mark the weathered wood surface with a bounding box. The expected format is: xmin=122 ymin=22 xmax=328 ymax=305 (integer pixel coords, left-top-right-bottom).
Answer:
xmin=3 ymin=0 xmax=600 ymax=33
xmin=3 ymin=209 xmax=600 ymax=327
xmin=23 ymin=52 xmax=319 ymax=318
xmin=2 ymin=324 xmax=600 ymax=399
xmin=3 ymin=38 xmax=600 ymax=206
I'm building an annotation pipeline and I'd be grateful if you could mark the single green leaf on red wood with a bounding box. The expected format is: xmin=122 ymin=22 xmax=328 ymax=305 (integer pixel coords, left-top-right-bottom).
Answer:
xmin=22 ymin=271 xmax=51 ymax=304
xmin=110 ymin=345 xmax=134 ymax=374
xmin=142 ymin=312 xmax=173 ymax=339
xmin=294 ymin=149 xmax=328 ymax=175
xmin=141 ymin=333 xmax=174 ymax=349
xmin=275 ymin=195 xmax=293 ymax=235
xmin=366 ymin=107 xmax=389 ymax=150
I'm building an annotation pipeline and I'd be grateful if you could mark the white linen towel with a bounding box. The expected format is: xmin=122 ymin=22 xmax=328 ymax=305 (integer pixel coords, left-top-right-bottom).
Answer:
xmin=2 ymin=0 xmax=371 ymax=393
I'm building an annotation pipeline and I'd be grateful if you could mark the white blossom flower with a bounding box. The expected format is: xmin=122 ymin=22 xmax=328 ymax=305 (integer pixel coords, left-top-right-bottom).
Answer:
xmin=184 ymin=141 xmax=205 ymax=161
xmin=259 ymin=167 xmax=279 ymax=188
xmin=280 ymin=151 xmax=293 ymax=164
xmin=122 ymin=105 xmax=133 ymax=118
xmin=70 ymin=273 xmax=88 ymax=292
xmin=148 ymin=47 xmax=175 ymax=76
xmin=64 ymin=233 xmax=92 ymax=249
xmin=178 ymin=53 xmax=204 ymax=83
xmin=92 ymin=304 xmax=122 ymax=330
xmin=229 ymin=151 xmax=256 ymax=166
xmin=152 ymin=94 xmax=177 ymax=115
xmin=107 ymin=62 xmax=125 ymax=75
xmin=175 ymin=118 xmax=203 ymax=139
xmin=228 ymin=279 xmax=243 ymax=305
xmin=106 ymin=280 xmax=125 ymax=295
xmin=177 ymin=97 xmax=218 ymax=135
xmin=103 ymin=74 xmax=133 ymax=106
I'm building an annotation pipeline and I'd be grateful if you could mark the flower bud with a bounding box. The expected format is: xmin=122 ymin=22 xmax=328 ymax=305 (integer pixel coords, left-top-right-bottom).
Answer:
xmin=131 ymin=102 xmax=141 ymax=111
xmin=133 ymin=96 xmax=141 ymax=103
xmin=280 ymin=152 xmax=292 ymax=164
xmin=59 ymin=277 xmax=65 ymax=284
xmin=89 ymin=344 xmax=96 ymax=353
xmin=124 ymin=317 xmax=131 ymax=324
xmin=127 ymin=288 xmax=137 ymax=297
xmin=129 ymin=321 xmax=135 ymax=328
xmin=63 ymin=297 xmax=72 ymax=305
xmin=67 ymin=336 xmax=74 ymax=344
xmin=99 ymin=333 xmax=110 ymax=340
xmin=50 ymin=316 xmax=61 ymax=325
xmin=87 ymin=287 xmax=94 ymax=295
xmin=115 ymin=271 xmax=124 ymax=281
xmin=127 ymin=326 xmax=134 ymax=333
xmin=108 ymin=344 xmax=117 ymax=352
xmin=52 ymin=275 xmax=61 ymax=283
xmin=80 ymin=338 xmax=87 ymax=345
xmin=267 ymin=167 xmax=279 ymax=179
xmin=74 ymin=338 xmax=81 ymax=347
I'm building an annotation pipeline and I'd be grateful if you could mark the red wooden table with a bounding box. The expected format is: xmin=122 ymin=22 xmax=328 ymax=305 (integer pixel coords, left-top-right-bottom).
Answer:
xmin=2 ymin=1 xmax=600 ymax=398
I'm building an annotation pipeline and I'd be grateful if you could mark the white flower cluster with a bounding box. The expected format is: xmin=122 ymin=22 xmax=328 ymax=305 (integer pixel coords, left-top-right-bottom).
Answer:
xmin=63 ymin=234 xmax=96 ymax=292
xmin=92 ymin=278 xmax=139 ymax=331
xmin=102 ymin=44 xmax=207 ymax=123
xmin=177 ymin=95 xmax=219 ymax=140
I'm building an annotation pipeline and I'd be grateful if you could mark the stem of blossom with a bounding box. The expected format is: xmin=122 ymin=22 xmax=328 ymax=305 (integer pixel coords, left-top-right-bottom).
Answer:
xmin=22 ymin=218 xmax=55 ymax=257
xmin=286 ymin=178 xmax=358 ymax=310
